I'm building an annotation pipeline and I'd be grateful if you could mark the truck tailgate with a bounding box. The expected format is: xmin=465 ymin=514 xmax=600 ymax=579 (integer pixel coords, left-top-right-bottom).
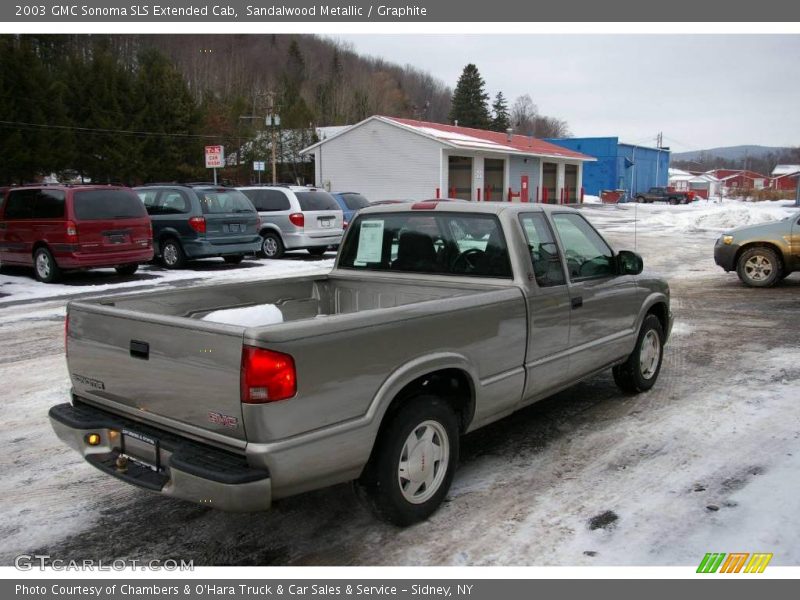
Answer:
xmin=66 ymin=304 xmax=247 ymax=443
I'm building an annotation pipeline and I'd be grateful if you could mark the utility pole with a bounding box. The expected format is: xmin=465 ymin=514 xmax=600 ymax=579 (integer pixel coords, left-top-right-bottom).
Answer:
xmin=267 ymin=92 xmax=278 ymax=185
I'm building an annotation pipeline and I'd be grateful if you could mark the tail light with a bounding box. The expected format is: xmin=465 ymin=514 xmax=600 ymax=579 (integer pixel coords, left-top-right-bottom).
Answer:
xmin=188 ymin=216 xmax=206 ymax=234
xmin=288 ymin=213 xmax=305 ymax=228
xmin=343 ymin=220 xmax=349 ymax=230
xmin=241 ymin=346 xmax=297 ymax=403
xmin=147 ymin=220 xmax=153 ymax=238
xmin=65 ymin=221 xmax=79 ymax=243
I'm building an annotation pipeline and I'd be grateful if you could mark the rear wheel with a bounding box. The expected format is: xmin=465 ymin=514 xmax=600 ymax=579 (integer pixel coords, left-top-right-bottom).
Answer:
xmin=668 ymin=197 xmax=679 ymax=205
xmin=260 ymin=232 xmax=284 ymax=259
xmin=635 ymin=196 xmax=645 ymax=203
xmin=613 ymin=314 xmax=664 ymax=394
xmin=736 ymin=247 xmax=781 ymax=288
xmin=223 ymin=255 xmax=244 ymax=265
xmin=307 ymin=247 xmax=328 ymax=256
xmin=160 ymin=238 xmax=186 ymax=269
xmin=33 ymin=247 xmax=62 ymax=283
xmin=115 ymin=264 xmax=139 ymax=276
xmin=356 ymin=395 xmax=459 ymax=526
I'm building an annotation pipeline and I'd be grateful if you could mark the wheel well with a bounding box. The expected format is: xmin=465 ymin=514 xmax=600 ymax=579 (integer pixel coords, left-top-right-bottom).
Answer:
xmin=380 ymin=369 xmax=475 ymax=436
xmin=735 ymin=242 xmax=785 ymax=269
xmin=32 ymin=241 xmax=50 ymax=255
xmin=647 ymin=302 xmax=669 ymax=335
xmin=260 ymin=227 xmax=281 ymax=239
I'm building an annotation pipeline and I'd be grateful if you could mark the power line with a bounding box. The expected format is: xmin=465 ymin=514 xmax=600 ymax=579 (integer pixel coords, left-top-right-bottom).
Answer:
xmin=0 ymin=119 xmax=224 ymax=140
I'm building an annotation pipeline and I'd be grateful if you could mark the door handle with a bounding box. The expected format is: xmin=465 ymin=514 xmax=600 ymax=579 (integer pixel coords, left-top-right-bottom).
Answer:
xmin=571 ymin=296 xmax=583 ymax=309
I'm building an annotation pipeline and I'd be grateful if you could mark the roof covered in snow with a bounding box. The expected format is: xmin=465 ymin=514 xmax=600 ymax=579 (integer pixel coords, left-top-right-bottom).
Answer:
xmin=301 ymin=115 xmax=594 ymax=161
xmin=771 ymin=164 xmax=800 ymax=177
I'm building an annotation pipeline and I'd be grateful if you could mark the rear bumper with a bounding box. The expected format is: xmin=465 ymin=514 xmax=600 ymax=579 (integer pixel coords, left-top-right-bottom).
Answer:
xmin=57 ymin=247 xmax=154 ymax=269
xmin=49 ymin=401 xmax=271 ymax=512
xmin=283 ymin=231 xmax=343 ymax=250
xmin=714 ymin=241 xmax=739 ymax=272
xmin=182 ymin=238 xmax=261 ymax=259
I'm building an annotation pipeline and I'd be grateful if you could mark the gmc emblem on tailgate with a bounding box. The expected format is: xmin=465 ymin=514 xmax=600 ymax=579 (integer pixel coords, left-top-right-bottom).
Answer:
xmin=73 ymin=374 xmax=106 ymax=390
xmin=208 ymin=411 xmax=239 ymax=429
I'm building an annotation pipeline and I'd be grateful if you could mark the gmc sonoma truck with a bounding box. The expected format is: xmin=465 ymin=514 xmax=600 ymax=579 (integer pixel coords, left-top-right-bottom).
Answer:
xmin=635 ymin=187 xmax=695 ymax=205
xmin=50 ymin=202 xmax=672 ymax=525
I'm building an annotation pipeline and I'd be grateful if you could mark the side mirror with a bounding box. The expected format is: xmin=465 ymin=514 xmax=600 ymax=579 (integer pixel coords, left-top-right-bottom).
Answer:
xmin=617 ymin=250 xmax=643 ymax=275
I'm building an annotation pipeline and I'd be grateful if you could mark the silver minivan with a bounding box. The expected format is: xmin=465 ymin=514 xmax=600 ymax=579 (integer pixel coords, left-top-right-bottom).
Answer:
xmin=237 ymin=186 xmax=344 ymax=258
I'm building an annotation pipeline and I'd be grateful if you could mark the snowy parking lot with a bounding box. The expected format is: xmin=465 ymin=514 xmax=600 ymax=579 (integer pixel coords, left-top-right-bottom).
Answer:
xmin=1 ymin=199 xmax=798 ymax=566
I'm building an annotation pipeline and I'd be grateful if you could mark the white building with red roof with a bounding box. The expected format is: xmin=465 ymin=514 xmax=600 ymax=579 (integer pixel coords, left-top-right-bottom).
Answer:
xmin=300 ymin=115 xmax=595 ymax=203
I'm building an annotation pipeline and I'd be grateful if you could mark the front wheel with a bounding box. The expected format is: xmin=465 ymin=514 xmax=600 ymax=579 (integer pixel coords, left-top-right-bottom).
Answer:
xmin=668 ymin=197 xmax=679 ymax=205
xmin=736 ymin=247 xmax=781 ymax=287
xmin=635 ymin=196 xmax=645 ymax=203
xmin=33 ymin=247 xmax=62 ymax=283
xmin=613 ymin=314 xmax=665 ymax=394
xmin=356 ymin=395 xmax=459 ymax=526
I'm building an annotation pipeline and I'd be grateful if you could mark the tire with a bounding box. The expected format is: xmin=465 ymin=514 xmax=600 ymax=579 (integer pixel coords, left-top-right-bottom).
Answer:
xmin=160 ymin=238 xmax=186 ymax=269
xmin=668 ymin=197 xmax=679 ymax=205
xmin=223 ymin=255 xmax=244 ymax=264
xmin=356 ymin=394 xmax=459 ymax=526
xmin=33 ymin=247 xmax=62 ymax=283
xmin=307 ymin=247 xmax=328 ymax=256
xmin=736 ymin=247 xmax=782 ymax=288
xmin=260 ymin=232 xmax=284 ymax=259
xmin=613 ymin=314 xmax=665 ymax=394
xmin=115 ymin=264 xmax=139 ymax=276
xmin=635 ymin=196 xmax=645 ymax=203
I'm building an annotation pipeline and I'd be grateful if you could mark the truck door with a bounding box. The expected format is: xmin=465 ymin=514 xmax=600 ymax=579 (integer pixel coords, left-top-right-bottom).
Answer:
xmin=549 ymin=212 xmax=642 ymax=380
xmin=517 ymin=212 xmax=572 ymax=403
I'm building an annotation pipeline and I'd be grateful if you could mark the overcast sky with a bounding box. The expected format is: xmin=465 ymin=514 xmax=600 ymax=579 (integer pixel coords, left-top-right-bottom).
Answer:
xmin=333 ymin=35 xmax=799 ymax=151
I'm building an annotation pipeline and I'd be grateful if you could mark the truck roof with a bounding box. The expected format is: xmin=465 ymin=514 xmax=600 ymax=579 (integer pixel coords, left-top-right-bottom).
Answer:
xmin=359 ymin=200 xmax=581 ymax=217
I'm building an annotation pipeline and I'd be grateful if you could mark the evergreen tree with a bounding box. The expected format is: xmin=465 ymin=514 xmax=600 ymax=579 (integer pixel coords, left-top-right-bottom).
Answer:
xmin=489 ymin=91 xmax=510 ymax=133
xmin=448 ymin=64 xmax=490 ymax=129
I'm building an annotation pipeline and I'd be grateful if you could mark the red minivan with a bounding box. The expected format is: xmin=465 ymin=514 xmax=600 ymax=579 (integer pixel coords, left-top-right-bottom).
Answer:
xmin=0 ymin=185 xmax=153 ymax=283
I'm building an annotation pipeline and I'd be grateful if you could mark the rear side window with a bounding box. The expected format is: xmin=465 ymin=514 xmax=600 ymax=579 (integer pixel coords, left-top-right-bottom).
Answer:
xmin=197 ymin=190 xmax=256 ymax=214
xmin=295 ymin=191 xmax=340 ymax=211
xmin=241 ymin=189 xmax=291 ymax=212
xmin=4 ymin=189 xmax=66 ymax=219
xmin=341 ymin=193 xmax=370 ymax=210
xmin=339 ymin=212 xmax=512 ymax=278
xmin=519 ymin=213 xmax=566 ymax=287
xmin=73 ymin=190 xmax=147 ymax=220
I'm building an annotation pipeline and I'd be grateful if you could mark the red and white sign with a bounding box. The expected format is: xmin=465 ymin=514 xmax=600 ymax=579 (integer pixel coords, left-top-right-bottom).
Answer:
xmin=205 ymin=145 xmax=225 ymax=169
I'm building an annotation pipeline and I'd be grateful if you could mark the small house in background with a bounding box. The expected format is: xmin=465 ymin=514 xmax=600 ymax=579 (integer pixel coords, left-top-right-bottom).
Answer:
xmin=707 ymin=169 xmax=769 ymax=190
xmin=300 ymin=115 xmax=594 ymax=203
xmin=770 ymin=165 xmax=800 ymax=191
xmin=545 ymin=137 xmax=670 ymax=197
xmin=668 ymin=168 xmax=721 ymax=199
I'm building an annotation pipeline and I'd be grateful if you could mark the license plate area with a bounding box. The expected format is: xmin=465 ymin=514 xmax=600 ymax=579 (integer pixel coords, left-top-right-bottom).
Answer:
xmin=121 ymin=428 xmax=161 ymax=472
xmin=105 ymin=233 xmax=130 ymax=244
xmin=318 ymin=217 xmax=333 ymax=229
xmin=223 ymin=223 xmax=244 ymax=233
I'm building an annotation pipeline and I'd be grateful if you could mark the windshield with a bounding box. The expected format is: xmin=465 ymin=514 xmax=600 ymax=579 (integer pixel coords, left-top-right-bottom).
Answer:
xmin=73 ymin=190 xmax=147 ymax=220
xmin=338 ymin=212 xmax=512 ymax=278
xmin=197 ymin=189 xmax=256 ymax=214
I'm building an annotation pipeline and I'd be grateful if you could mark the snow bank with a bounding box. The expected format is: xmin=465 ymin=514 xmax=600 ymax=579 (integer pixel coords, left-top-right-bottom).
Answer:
xmin=202 ymin=303 xmax=284 ymax=327
xmin=596 ymin=199 xmax=797 ymax=235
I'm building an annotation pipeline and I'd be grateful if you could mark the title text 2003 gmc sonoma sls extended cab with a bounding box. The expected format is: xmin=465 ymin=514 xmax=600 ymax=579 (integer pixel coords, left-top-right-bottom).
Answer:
xmin=50 ymin=201 xmax=672 ymax=525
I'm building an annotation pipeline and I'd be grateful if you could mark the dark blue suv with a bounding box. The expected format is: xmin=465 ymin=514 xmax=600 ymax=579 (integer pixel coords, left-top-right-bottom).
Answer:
xmin=331 ymin=192 xmax=370 ymax=227
xmin=135 ymin=185 xmax=261 ymax=268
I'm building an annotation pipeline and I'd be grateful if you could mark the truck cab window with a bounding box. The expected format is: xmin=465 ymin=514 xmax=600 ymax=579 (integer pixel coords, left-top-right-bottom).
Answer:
xmin=519 ymin=213 xmax=566 ymax=287
xmin=551 ymin=213 xmax=615 ymax=280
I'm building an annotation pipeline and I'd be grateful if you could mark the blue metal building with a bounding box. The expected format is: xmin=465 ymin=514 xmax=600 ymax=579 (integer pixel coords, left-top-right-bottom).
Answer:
xmin=544 ymin=137 xmax=670 ymax=197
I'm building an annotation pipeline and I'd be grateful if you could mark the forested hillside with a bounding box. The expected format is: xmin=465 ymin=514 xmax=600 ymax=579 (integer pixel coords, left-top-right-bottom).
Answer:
xmin=0 ymin=34 xmax=451 ymax=185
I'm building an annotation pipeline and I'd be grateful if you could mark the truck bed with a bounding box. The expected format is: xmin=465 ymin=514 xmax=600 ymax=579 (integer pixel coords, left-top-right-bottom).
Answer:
xmin=66 ymin=273 xmax=528 ymax=451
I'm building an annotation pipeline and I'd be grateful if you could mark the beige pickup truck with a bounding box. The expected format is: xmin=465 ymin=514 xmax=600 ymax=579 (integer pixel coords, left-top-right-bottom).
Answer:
xmin=50 ymin=201 xmax=672 ymax=525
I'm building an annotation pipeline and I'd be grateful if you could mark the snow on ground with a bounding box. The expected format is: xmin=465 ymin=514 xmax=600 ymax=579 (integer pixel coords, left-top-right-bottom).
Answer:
xmin=1 ymin=202 xmax=799 ymax=566
xmin=0 ymin=254 xmax=335 ymax=306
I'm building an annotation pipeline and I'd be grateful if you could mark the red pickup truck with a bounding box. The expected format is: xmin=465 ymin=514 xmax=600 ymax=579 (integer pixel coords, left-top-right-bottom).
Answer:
xmin=635 ymin=187 xmax=695 ymax=205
